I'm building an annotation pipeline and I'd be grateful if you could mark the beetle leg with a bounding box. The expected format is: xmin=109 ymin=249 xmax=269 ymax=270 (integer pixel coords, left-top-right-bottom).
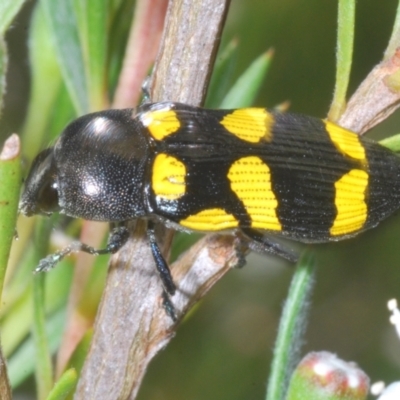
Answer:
xmin=140 ymin=76 xmax=152 ymax=103
xmin=146 ymin=221 xmax=176 ymax=295
xmin=241 ymin=228 xmax=299 ymax=263
xmin=161 ymin=291 xmax=177 ymax=321
xmin=93 ymin=226 xmax=130 ymax=255
xmin=34 ymin=226 xmax=130 ymax=273
xmin=146 ymin=221 xmax=177 ymax=320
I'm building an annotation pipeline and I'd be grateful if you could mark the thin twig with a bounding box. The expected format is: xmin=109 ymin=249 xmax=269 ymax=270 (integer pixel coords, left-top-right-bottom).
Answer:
xmin=338 ymin=49 xmax=400 ymax=134
xmin=75 ymin=1 xmax=231 ymax=398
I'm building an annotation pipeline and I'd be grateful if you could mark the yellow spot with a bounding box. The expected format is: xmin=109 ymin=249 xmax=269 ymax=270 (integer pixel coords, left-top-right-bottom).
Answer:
xmin=141 ymin=109 xmax=180 ymax=140
xmin=325 ymin=121 xmax=366 ymax=161
xmin=180 ymin=208 xmax=238 ymax=231
xmin=228 ymin=156 xmax=281 ymax=231
xmin=221 ymin=108 xmax=273 ymax=143
xmin=330 ymin=169 xmax=368 ymax=236
xmin=152 ymin=154 xmax=186 ymax=200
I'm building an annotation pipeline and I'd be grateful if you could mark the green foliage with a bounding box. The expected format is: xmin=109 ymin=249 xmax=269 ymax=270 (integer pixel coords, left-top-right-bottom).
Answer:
xmin=46 ymin=369 xmax=77 ymax=400
xmin=328 ymin=0 xmax=355 ymax=121
xmin=266 ymin=253 xmax=316 ymax=400
xmin=2 ymin=1 xmax=400 ymax=399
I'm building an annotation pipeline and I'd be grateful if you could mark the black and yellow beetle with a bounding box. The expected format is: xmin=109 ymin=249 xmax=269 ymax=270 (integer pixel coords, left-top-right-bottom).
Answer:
xmin=19 ymin=101 xmax=400 ymax=315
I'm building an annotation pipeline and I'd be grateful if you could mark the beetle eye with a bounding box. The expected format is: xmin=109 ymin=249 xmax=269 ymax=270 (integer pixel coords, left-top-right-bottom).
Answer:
xmin=19 ymin=148 xmax=60 ymax=216
xmin=35 ymin=180 xmax=59 ymax=215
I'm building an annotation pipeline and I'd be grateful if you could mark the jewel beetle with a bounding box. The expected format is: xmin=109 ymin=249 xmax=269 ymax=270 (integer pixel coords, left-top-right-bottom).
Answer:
xmin=19 ymin=101 xmax=400 ymax=316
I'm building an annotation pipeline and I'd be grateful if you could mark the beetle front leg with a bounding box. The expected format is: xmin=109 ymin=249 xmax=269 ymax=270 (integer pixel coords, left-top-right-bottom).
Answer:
xmin=35 ymin=226 xmax=130 ymax=273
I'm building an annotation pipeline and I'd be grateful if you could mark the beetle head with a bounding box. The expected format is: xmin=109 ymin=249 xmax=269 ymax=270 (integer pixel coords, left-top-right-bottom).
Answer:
xmin=20 ymin=109 xmax=149 ymax=222
xmin=19 ymin=147 xmax=59 ymax=216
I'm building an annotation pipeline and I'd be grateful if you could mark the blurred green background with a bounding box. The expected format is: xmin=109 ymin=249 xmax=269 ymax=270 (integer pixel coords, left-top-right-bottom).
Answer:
xmin=3 ymin=0 xmax=400 ymax=399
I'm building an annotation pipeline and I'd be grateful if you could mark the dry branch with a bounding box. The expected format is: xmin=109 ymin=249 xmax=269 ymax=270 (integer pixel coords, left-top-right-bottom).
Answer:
xmin=75 ymin=1 xmax=231 ymax=398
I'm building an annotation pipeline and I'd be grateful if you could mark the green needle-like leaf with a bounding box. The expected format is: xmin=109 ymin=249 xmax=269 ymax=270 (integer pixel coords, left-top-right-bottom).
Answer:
xmin=220 ymin=50 xmax=273 ymax=109
xmin=45 ymin=369 xmax=77 ymax=400
xmin=328 ymin=0 xmax=355 ymax=121
xmin=22 ymin=3 xmax=63 ymax=160
xmin=41 ymin=0 xmax=88 ymax=115
xmin=380 ymin=133 xmax=400 ymax=152
xmin=73 ymin=0 xmax=108 ymax=110
xmin=0 ymin=135 xmax=21 ymax=301
xmin=0 ymin=38 xmax=7 ymax=114
xmin=266 ymin=251 xmax=316 ymax=400
xmin=385 ymin=0 xmax=400 ymax=59
xmin=8 ymin=308 xmax=66 ymax=388
xmin=206 ymin=39 xmax=239 ymax=108
xmin=0 ymin=0 xmax=26 ymax=36
xmin=31 ymin=220 xmax=55 ymax=400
